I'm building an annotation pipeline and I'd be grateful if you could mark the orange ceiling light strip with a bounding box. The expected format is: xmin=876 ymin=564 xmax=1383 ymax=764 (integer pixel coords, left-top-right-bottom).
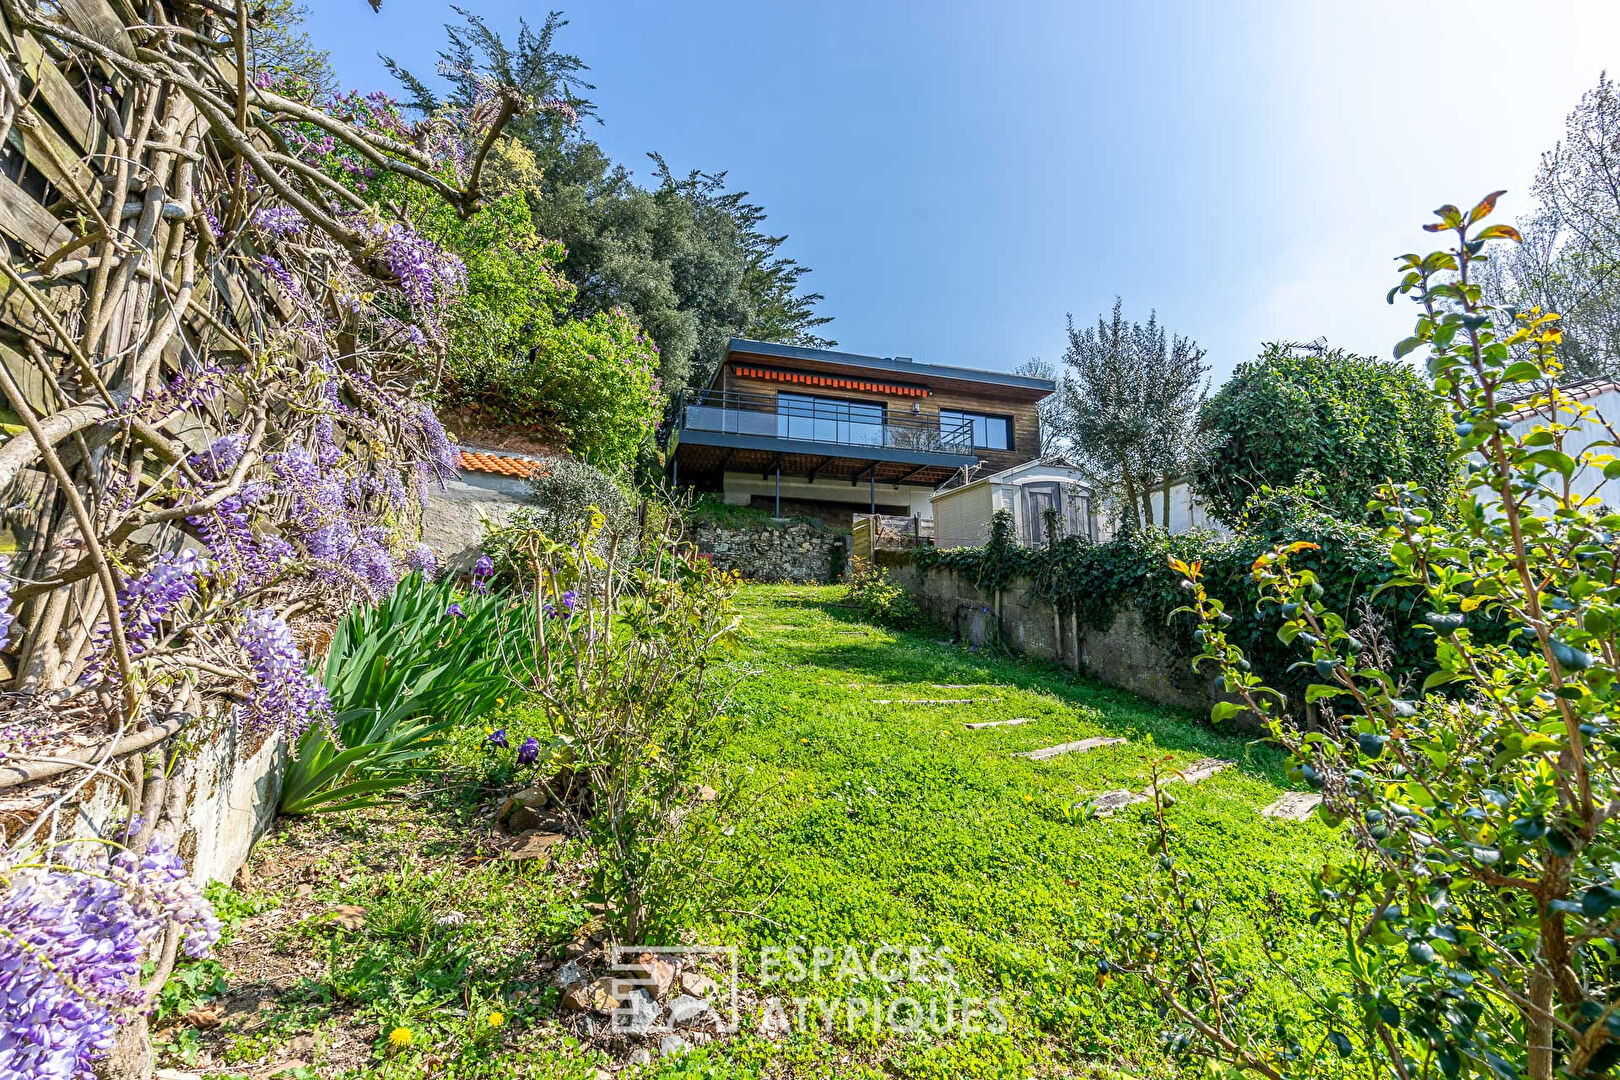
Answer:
xmin=732 ymin=364 xmax=929 ymax=398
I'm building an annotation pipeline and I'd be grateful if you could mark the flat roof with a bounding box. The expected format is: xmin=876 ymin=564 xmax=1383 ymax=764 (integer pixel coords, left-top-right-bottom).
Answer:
xmin=722 ymin=338 xmax=1056 ymax=394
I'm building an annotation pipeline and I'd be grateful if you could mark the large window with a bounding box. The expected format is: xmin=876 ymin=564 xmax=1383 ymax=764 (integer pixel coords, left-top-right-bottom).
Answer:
xmin=939 ymin=409 xmax=1012 ymax=451
xmin=777 ymin=393 xmax=885 ymax=446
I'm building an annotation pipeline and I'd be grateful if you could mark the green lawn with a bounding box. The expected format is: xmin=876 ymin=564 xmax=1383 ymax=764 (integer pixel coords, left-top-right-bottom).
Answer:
xmin=184 ymin=584 xmax=1340 ymax=1080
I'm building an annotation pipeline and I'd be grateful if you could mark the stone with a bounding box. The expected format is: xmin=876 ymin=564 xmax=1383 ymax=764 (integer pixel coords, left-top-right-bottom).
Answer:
xmin=613 ymin=987 xmax=661 ymax=1036
xmin=497 ymin=784 xmax=552 ymax=822
xmin=503 ymin=831 xmax=566 ymax=862
xmin=554 ymin=960 xmax=587 ymax=988
xmin=1092 ymin=789 xmax=1146 ymax=816
xmin=872 ymin=698 xmax=989 ymax=705
xmin=963 ymin=717 xmax=1032 ymax=730
xmin=757 ymin=997 xmax=791 ymax=1039
xmin=1173 ymin=758 xmax=1231 ymax=784
xmin=666 ymin=993 xmax=713 ymax=1026
xmin=507 ymin=805 xmax=562 ymax=833
xmin=624 ymin=951 xmax=679 ymax=999
xmin=325 ymin=905 xmax=367 ymax=931
xmin=1016 ymin=737 xmax=1126 ymax=760
xmin=434 ymin=911 xmax=467 ymax=928
xmin=627 ymin=1048 xmax=653 ymax=1067
xmin=1263 ymin=792 xmax=1322 ymax=821
xmin=695 ymin=785 xmax=719 ymax=802
xmin=679 ymin=971 xmax=716 ymax=998
xmin=659 ymin=1034 xmax=690 ymax=1057
xmin=564 ymin=976 xmax=623 ymax=1015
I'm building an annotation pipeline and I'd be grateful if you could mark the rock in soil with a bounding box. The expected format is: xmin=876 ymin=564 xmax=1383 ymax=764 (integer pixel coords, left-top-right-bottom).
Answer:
xmin=503 ymin=831 xmax=566 ymax=862
xmin=666 ymin=993 xmax=713 ymax=1026
xmin=659 ymin=1033 xmax=690 ymax=1057
xmin=624 ymin=951 xmax=678 ymax=999
xmin=627 ymin=1048 xmax=653 ymax=1067
xmin=325 ymin=905 xmax=367 ymax=931
xmin=613 ymin=988 xmax=661 ymax=1036
xmin=553 ymin=959 xmax=587 ymax=988
xmin=679 ymin=970 xmax=716 ymax=998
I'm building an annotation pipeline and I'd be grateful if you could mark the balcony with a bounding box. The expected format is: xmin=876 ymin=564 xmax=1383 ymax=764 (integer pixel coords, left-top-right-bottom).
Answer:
xmin=677 ymin=389 xmax=973 ymax=454
xmin=670 ymin=388 xmax=979 ymax=493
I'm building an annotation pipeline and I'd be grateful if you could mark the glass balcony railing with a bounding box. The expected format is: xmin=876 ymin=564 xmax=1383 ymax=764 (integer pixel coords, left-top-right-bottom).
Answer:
xmin=676 ymin=389 xmax=974 ymax=455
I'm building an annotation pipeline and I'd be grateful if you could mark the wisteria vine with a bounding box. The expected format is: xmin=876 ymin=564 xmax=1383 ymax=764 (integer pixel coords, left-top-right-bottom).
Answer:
xmin=0 ymin=2 xmax=522 ymax=1076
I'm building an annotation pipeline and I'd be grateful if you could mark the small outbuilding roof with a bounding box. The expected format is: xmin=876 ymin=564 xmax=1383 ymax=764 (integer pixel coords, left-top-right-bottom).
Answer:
xmin=456 ymin=448 xmax=552 ymax=479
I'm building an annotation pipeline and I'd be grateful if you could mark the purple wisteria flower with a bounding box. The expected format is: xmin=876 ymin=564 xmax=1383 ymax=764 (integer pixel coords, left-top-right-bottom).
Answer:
xmin=0 ymin=557 xmax=14 ymax=645
xmin=236 ymin=608 xmax=332 ymax=742
xmin=485 ymin=728 xmax=508 ymax=749
xmin=406 ymin=543 xmax=437 ymax=581
xmin=0 ymin=833 xmax=219 ymax=1079
xmin=250 ymin=206 xmax=304 ymax=237
xmin=118 ymin=550 xmax=206 ymax=656
xmin=515 ymin=737 xmax=540 ymax=766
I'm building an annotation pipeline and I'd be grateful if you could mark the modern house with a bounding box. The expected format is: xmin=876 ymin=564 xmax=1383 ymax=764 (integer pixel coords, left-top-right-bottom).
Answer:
xmin=668 ymin=339 xmax=1055 ymax=526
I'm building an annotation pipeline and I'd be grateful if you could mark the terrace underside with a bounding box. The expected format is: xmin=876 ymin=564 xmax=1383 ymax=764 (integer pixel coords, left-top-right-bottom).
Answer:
xmin=673 ymin=432 xmax=969 ymax=489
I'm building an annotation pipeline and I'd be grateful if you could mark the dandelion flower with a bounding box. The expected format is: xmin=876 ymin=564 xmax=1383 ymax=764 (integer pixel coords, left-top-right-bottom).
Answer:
xmin=487 ymin=1010 xmax=505 ymax=1028
xmin=387 ymin=1026 xmax=413 ymax=1048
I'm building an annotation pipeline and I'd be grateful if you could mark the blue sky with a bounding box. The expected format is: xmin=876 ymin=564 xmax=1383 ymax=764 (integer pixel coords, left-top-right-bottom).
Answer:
xmin=308 ymin=0 xmax=1620 ymax=383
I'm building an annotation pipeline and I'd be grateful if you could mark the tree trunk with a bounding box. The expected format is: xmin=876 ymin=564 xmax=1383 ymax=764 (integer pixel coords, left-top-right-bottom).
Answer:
xmin=1162 ymin=476 xmax=1172 ymax=529
xmin=1119 ymin=467 xmax=1140 ymax=531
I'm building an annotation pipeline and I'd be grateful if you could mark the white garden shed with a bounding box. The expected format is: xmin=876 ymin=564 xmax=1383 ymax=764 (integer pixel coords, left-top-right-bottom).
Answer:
xmin=932 ymin=458 xmax=1096 ymax=549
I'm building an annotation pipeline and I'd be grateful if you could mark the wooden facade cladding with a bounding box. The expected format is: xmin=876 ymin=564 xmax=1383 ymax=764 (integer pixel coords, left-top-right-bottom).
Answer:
xmin=720 ymin=364 xmax=1043 ymax=475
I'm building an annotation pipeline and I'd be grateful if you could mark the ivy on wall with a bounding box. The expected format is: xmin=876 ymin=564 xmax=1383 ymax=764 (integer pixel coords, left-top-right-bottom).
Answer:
xmin=918 ymin=486 xmax=1453 ymax=709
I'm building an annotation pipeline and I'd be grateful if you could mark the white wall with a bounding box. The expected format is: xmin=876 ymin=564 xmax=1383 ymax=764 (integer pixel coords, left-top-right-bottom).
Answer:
xmin=1495 ymin=387 xmax=1620 ymax=512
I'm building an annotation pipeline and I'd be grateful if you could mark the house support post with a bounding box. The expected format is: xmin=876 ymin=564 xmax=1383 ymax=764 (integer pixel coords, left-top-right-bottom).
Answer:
xmin=869 ymin=469 xmax=875 ymax=514
xmin=775 ymin=463 xmax=781 ymax=518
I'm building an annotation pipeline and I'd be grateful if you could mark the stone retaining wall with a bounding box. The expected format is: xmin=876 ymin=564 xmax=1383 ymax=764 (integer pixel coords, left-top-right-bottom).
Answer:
xmin=884 ymin=553 xmax=1253 ymax=728
xmin=693 ymin=520 xmax=846 ymax=584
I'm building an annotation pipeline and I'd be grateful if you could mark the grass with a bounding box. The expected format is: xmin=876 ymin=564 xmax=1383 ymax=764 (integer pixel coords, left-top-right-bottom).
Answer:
xmin=173 ymin=584 xmax=1341 ymax=1079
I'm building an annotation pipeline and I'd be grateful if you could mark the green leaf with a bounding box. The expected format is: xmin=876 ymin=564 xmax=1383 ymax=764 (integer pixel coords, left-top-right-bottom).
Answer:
xmin=1501 ymin=361 xmax=1542 ymax=383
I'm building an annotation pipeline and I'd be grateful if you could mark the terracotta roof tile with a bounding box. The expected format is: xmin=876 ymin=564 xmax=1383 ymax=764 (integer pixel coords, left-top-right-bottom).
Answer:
xmin=457 ymin=450 xmax=551 ymax=479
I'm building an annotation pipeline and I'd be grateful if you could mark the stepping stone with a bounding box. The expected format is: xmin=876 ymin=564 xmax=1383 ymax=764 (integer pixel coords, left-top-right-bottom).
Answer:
xmin=873 ymin=698 xmax=991 ymax=706
xmin=964 ymin=717 xmax=1033 ymax=730
xmin=1174 ymin=758 xmax=1231 ymax=784
xmin=933 ymin=683 xmax=992 ymax=690
xmin=1262 ymin=792 xmax=1322 ymax=821
xmin=1092 ymin=789 xmax=1145 ymax=815
xmin=1016 ymin=736 xmax=1126 ymax=760
xmin=1091 ymin=757 xmax=1236 ymax=817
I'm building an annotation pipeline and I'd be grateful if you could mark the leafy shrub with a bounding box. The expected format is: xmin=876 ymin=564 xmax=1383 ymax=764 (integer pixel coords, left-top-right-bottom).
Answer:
xmin=412 ymin=167 xmax=665 ymax=475
xmin=480 ymin=457 xmax=632 ymax=581
xmin=495 ymin=511 xmax=743 ymax=943
xmin=278 ymin=573 xmax=523 ymax=814
xmin=1192 ymin=340 xmax=1460 ymax=524
xmin=1108 ymin=197 xmax=1620 ymax=1079
xmin=843 ymin=556 xmax=921 ymax=629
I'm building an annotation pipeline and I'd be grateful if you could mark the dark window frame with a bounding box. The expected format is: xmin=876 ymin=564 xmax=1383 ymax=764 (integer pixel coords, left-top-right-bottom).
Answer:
xmin=776 ymin=391 xmax=887 ymax=446
xmin=938 ymin=408 xmax=1014 ymax=451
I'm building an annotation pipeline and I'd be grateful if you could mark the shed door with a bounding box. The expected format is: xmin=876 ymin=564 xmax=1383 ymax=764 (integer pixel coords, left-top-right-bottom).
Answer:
xmin=1021 ymin=482 xmax=1061 ymax=545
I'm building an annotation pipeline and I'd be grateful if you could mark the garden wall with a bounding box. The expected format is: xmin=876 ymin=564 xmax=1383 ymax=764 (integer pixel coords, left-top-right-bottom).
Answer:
xmin=693 ymin=520 xmax=847 ymax=583
xmin=883 ymin=553 xmax=1251 ymax=727
xmin=2 ymin=702 xmax=285 ymax=889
